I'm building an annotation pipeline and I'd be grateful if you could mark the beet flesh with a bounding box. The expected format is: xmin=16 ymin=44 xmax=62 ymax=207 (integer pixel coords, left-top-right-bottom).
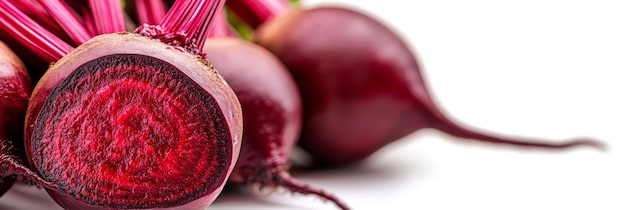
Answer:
xmin=203 ymin=38 xmax=349 ymax=209
xmin=23 ymin=33 xmax=242 ymax=209
xmin=253 ymin=7 xmax=603 ymax=167
xmin=0 ymin=41 xmax=32 ymax=197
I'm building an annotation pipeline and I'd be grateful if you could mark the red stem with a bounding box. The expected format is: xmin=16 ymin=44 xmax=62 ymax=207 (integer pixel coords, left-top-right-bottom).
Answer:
xmin=134 ymin=0 xmax=167 ymax=25
xmin=0 ymin=1 xmax=73 ymax=62
xmin=11 ymin=0 xmax=65 ymax=37
xmin=207 ymin=9 xmax=237 ymax=38
xmin=226 ymin=0 xmax=290 ymax=29
xmin=34 ymin=0 xmax=92 ymax=45
xmin=61 ymin=0 xmax=97 ymax=36
xmin=88 ymin=0 xmax=125 ymax=34
xmin=82 ymin=7 xmax=97 ymax=36
xmin=160 ymin=0 xmax=226 ymax=50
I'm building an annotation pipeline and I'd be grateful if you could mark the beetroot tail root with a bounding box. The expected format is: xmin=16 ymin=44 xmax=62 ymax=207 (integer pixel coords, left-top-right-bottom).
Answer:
xmin=274 ymin=171 xmax=350 ymax=210
xmin=226 ymin=0 xmax=606 ymax=167
xmin=428 ymin=112 xmax=605 ymax=150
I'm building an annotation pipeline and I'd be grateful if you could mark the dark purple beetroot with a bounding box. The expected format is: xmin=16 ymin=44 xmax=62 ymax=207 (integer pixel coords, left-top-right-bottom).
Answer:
xmin=227 ymin=2 xmax=605 ymax=167
xmin=203 ymin=38 xmax=349 ymax=209
xmin=1 ymin=0 xmax=244 ymax=209
xmin=0 ymin=41 xmax=32 ymax=197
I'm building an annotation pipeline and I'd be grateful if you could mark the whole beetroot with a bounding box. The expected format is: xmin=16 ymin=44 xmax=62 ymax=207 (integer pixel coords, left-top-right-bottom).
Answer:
xmin=0 ymin=41 xmax=31 ymax=197
xmin=227 ymin=0 xmax=604 ymax=167
xmin=203 ymin=37 xmax=349 ymax=209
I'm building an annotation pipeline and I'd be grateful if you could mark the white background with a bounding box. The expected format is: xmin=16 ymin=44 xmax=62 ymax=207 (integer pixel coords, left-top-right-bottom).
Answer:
xmin=1 ymin=0 xmax=625 ymax=209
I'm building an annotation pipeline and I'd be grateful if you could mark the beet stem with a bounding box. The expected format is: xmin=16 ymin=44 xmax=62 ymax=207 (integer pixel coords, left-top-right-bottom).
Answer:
xmin=34 ymin=0 xmax=92 ymax=45
xmin=88 ymin=0 xmax=125 ymax=34
xmin=11 ymin=0 xmax=66 ymax=38
xmin=207 ymin=9 xmax=237 ymax=38
xmin=134 ymin=0 xmax=167 ymax=25
xmin=82 ymin=6 xmax=97 ymax=36
xmin=275 ymin=171 xmax=351 ymax=210
xmin=226 ymin=0 xmax=289 ymax=29
xmin=61 ymin=0 xmax=97 ymax=37
xmin=0 ymin=1 xmax=73 ymax=62
xmin=160 ymin=0 xmax=225 ymax=49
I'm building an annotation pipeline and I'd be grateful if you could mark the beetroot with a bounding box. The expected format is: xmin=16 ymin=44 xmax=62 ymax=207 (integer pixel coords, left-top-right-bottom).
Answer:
xmin=1 ymin=0 xmax=243 ymax=209
xmin=203 ymin=37 xmax=349 ymax=209
xmin=227 ymin=0 xmax=605 ymax=167
xmin=0 ymin=41 xmax=32 ymax=197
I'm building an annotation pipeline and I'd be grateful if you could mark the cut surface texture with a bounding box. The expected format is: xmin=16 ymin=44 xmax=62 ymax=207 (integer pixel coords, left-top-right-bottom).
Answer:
xmin=24 ymin=33 xmax=242 ymax=209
